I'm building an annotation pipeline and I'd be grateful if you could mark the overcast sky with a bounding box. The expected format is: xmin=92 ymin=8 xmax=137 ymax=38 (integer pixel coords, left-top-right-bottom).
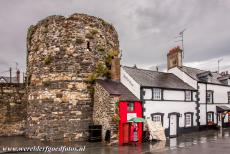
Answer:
xmin=0 ymin=0 xmax=230 ymax=76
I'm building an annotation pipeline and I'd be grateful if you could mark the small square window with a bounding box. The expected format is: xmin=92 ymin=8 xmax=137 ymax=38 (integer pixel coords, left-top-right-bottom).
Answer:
xmin=128 ymin=102 xmax=134 ymax=112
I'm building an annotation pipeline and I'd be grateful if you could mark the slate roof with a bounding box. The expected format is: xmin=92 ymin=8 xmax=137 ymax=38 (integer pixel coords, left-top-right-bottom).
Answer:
xmin=123 ymin=66 xmax=196 ymax=90
xmin=178 ymin=66 xmax=226 ymax=85
xmin=96 ymin=79 xmax=139 ymax=101
xmin=0 ymin=76 xmax=18 ymax=83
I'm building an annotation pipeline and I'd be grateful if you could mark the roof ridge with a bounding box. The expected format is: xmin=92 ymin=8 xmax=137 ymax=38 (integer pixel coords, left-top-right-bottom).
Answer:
xmin=181 ymin=65 xmax=206 ymax=72
xmin=122 ymin=65 xmax=172 ymax=75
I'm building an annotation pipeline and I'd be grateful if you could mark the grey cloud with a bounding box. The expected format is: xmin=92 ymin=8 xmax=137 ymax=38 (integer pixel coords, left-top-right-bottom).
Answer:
xmin=0 ymin=0 xmax=230 ymax=75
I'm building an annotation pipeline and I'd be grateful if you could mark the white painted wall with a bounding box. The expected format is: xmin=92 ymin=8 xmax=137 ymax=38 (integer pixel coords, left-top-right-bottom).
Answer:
xmin=163 ymin=90 xmax=184 ymax=101
xmin=168 ymin=67 xmax=197 ymax=89
xmin=120 ymin=67 xmax=141 ymax=99
xmin=198 ymin=83 xmax=206 ymax=103
xmin=144 ymin=100 xmax=197 ymax=128
xmin=207 ymin=84 xmax=230 ymax=103
xmin=199 ymin=104 xmax=207 ymax=125
xmin=198 ymin=83 xmax=230 ymax=126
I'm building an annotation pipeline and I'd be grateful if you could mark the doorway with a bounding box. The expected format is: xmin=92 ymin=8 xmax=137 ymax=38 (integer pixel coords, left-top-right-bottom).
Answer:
xmin=169 ymin=113 xmax=179 ymax=137
xmin=122 ymin=123 xmax=130 ymax=144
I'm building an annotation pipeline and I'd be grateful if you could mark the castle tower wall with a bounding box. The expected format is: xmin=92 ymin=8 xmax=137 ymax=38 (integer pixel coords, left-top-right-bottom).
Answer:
xmin=26 ymin=13 xmax=119 ymax=141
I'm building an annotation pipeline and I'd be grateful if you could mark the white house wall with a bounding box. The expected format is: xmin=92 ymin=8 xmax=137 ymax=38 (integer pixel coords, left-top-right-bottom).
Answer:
xmin=120 ymin=67 xmax=141 ymax=99
xmin=144 ymin=100 xmax=197 ymax=128
xmin=163 ymin=90 xmax=184 ymax=101
xmin=197 ymin=82 xmax=230 ymax=126
xmin=199 ymin=104 xmax=207 ymax=125
xmin=198 ymin=83 xmax=206 ymax=103
xmin=207 ymin=84 xmax=230 ymax=103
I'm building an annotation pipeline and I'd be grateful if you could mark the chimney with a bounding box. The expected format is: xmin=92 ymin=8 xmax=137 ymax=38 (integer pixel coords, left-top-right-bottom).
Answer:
xmin=16 ymin=70 xmax=20 ymax=83
xmin=111 ymin=57 xmax=120 ymax=81
xmin=167 ymin=46 xmax=183 ymax=70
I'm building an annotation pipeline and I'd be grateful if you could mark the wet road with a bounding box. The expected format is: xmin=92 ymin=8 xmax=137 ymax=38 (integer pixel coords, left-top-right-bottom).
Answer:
xmin=1 ymin=128 xmax=230 ymax=154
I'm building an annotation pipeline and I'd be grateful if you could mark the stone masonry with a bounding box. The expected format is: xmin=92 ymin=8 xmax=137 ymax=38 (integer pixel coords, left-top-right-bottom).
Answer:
xmin=93 ymin=82 xmax=119 ymax=142
xmin=0 ymin=83 xmax=27 ymax=136
xmin=26 ymin=13 xmax=119 ymax=141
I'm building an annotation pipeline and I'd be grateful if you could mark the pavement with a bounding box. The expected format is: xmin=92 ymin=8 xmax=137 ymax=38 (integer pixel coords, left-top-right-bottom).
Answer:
xmin=1 ymin=128 xmax=230 ymax=154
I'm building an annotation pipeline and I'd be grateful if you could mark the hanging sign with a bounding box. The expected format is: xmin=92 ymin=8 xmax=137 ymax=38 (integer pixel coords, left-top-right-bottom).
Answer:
xmin=127 ymin=113 xmax=137 ymax=121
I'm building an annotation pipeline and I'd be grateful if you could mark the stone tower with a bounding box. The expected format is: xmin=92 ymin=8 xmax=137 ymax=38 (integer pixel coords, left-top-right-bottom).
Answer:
xmin=26 ymin=13 xmax=119 ymax=141
xmin=167 ymin=46 xmax=183 ymax=70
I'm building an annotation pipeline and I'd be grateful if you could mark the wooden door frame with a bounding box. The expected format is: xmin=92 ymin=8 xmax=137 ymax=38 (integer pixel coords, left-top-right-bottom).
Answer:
xmin=168 ymin=112 xmax=180 ymax=138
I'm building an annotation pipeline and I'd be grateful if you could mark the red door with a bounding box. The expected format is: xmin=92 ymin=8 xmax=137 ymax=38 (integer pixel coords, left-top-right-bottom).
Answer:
xmin=123 ymin=123 xmax=129 ymax=144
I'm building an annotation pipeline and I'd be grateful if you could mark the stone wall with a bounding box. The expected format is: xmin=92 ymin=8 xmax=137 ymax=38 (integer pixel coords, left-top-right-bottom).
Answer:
xmin=0 ymin=83 xmax=27 ymax=136
xmin=93 ymin=83 xmax=119 ymax=142
xmin=26 ymin=13 xmax=119 ymax=141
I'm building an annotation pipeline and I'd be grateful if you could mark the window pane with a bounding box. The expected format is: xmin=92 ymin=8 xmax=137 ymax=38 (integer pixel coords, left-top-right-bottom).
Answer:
xmin=185 ymin=91 xmax=191 ymax=101
xmin=228 ymin=92 xmax=230 ymax=103
xmin=185 ymin=114 xmax=192 ymax=127
xmin=152 ymin=115 xmax=161 ymax=122
xmin=128 ymin=103 xmax=134 ymax=111
xmin=207 ymin=112 xmax=214 ymax=125
xmin=207 ymin=91 xmax=213 ymax=103
xmin=143 ymin=88 xmax=152 ymax=100
xmin=153 ymin=88 xmax=161 ymax=100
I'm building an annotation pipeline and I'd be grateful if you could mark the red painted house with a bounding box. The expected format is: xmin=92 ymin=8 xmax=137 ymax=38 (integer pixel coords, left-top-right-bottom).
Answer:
xmin=93 ymin=79 xmax=143 ymax=145
xmin=119 ymin=101 xmax=143 ymax=145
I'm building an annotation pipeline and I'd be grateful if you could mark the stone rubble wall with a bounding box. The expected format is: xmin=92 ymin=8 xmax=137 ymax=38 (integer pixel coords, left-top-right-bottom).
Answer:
xmin=93 ymin=83 xmax=119 ymax=142
xmin=26 ymin=13 xmax=119 ymax=141
xmin=0 ymin=83 xmax=27 ymax=136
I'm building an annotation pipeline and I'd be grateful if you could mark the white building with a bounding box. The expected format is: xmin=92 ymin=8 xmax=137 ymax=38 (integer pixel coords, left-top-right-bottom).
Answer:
xmin=168 ymin=47 xmax=230 ymax=130
xmin=121 ymin=65 xmax=198 ymax=137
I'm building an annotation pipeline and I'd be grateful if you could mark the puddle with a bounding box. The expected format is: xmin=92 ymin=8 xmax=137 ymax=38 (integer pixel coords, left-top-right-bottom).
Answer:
xmin=0 ymin=128 xmax=230 ymax=154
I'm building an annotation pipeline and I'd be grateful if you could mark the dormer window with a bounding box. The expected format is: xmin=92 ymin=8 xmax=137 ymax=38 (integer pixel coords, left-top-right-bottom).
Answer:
xmin=197 ymin=71 xmax=212 ymax=82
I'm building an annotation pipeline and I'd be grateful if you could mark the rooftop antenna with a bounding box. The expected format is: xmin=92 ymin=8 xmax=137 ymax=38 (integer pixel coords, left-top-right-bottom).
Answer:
xmin=218 ymin=58 xmax=223 ymax=73
xmin=175 ymin=29 xmax=186 ymax=58
xmin=15 ymin=62 xmax=19 ymax=71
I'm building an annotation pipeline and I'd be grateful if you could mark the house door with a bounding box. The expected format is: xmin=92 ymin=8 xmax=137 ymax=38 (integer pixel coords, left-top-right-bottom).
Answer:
xmin=169 ymin=114 xmax=178 ymax=137
xmin=123 ymin=123 xmax=130 ymax=144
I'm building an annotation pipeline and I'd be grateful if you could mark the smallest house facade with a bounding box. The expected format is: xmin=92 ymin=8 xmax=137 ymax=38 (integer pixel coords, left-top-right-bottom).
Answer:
xmin=121 ymin=66 xmax=197 ymax=137
xmin=93 ymin=79 xmax=142 ymax=145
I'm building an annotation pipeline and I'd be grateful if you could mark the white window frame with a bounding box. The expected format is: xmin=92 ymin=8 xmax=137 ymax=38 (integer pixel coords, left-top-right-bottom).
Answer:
xmin=185 ymin=91 xmax=192 ymax=101
xmin=185 ymin=113 xmax=192 ymax=127
xmin=206 ymin=91 xmax=213 ymax=104
xmin=153 ymin=88 xmax=162 ymax=100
